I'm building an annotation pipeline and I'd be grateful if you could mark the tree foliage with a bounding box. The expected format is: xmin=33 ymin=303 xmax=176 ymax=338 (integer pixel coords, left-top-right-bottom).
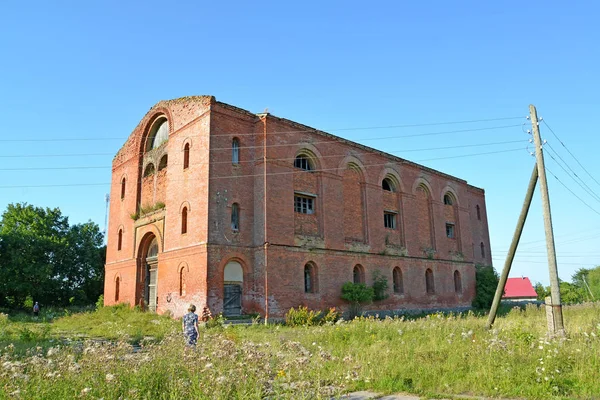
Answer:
xmin=341 ymin=282 xmax=374 ymax=318
xmin=472 ymin=264 xmax=499 ymax=309
xmin=0 ymin=203 xmax=105 ymax=308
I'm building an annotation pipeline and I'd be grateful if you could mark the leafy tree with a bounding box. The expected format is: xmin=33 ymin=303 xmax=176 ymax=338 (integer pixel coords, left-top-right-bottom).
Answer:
xmin=559 ymin=281 xmax=586 ymax=304
xmin=534 ymin=282 xmax=550 ymax=301
xmin=587 ymin=266 xmax=600 ymax=300
xmin=471 ymin=264 xmax=499 ymax=309
xmin=341 ymin=282 xmax=374 ymax=318
xmin=0 ymin=203 xmax=105 ymax=308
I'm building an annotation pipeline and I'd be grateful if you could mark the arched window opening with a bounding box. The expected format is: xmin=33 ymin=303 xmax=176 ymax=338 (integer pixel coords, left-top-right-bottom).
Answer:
xmin=147 ymin=119 xmax=169 ymax=151
xmin=143 ymin=163 xmax=155 ymax=177
xmin=183 ymin=143 xmax=190 ymax=170
xmin=393 ymin=267 xmax=403 ymax=294
xmin=232 ymin=138 xmax=240 ymax=164
xmin=476 ymin=205 xmax=481 ymax=220
xmin=454 ymin=270 xmax=462 ymax=294
xmin=382 ymin=177 xmax=395 ymax=192
xmin=158 ymin=155 xmax=168 ymax=171
xmin=480 ymin=242 xmax=485 ymax=258
xmin=117 ymin=229 xmax=123 ymax=251
xmin=294 ymin=155 xmax=313 ymax=171
xmin=444 ymin=193 xmax=454 ymax=205
xmin=121 ymin=177 xmax=126 ymax=200
xmin=231 ymin=203 xmax=240 ymax=231
xmin=304 ymin=263 xmax=317 ymax=293
xmin=181 ymin=207 xmax=188 ymax=234
xmin=179 ymin=268 xmax=186 ymax=296
xmin=426 ymin=268 xmax=435 ymax=294
xmin=115 ymin=277 xmax=120 ymax=302
xmin=353 ymin=265 xmax=364 ymax=284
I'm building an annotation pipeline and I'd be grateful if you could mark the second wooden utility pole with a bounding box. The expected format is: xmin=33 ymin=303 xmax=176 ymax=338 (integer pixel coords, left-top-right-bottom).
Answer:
xmin=529 ymin=104 xmax=565 ymax=335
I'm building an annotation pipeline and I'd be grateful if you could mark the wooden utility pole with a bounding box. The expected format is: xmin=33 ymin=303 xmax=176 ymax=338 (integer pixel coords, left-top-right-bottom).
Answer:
xmin=486 ymin=165 xmax=538 ymax=329
xmin=529 ymin=104 xmax=565 ymax=335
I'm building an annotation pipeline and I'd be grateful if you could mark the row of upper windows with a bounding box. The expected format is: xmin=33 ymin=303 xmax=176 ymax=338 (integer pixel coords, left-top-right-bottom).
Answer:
xmin=304 ymin=263 xmax=463 ymax=295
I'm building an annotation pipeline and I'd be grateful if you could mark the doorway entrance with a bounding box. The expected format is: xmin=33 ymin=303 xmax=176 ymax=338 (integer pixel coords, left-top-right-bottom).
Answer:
xmin=223 ymin=261 xmax=243 ymax=316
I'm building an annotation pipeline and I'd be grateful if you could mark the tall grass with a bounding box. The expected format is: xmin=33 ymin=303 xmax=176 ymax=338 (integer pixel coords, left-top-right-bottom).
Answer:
xmin=0 ymin=303 xmax=599 ymax=399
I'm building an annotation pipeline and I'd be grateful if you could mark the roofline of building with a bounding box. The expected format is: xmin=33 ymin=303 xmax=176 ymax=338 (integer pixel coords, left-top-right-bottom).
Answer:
xmin=215 ymin=99 xmax=485 ymax=191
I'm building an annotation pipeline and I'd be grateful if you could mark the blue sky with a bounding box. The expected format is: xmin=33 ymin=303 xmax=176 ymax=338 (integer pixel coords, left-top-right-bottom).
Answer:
xmin=1 ymin=1 xmax=599 ymax=286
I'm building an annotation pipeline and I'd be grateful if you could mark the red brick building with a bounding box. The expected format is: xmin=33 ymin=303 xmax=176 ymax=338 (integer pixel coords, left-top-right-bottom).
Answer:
xmin=104 ymin=96 xmax=492 ymax=318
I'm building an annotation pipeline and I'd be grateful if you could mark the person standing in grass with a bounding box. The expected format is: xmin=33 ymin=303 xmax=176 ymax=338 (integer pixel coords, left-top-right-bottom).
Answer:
xmin=182 ymin=304 xmax=199 ymax=346
xmin=33 ymin=302 xmax=40 ymax=317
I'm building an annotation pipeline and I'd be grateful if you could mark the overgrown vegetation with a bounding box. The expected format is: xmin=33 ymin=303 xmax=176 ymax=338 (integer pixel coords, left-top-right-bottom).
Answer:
xmin=472 ymin=264 xmax=499 ymax=309
xmin=1 ymin=303 xmax=599 ymax=399
xmin=535 ymin=266 xmax=600 ymax=304
xmin=284 ymin=306 xmax=340 ymax=327
xmin=341 ymin=282 xmax=374 ymax=318
xmin=130 ymin=201 xmax=166 ymax=221
xmin=371 ymin=271 xmax=389 ymax=301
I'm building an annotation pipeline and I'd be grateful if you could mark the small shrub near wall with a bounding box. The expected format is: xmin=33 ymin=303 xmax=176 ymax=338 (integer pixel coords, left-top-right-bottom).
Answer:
xmin=284 ymin=306 xmax=341 ymax=327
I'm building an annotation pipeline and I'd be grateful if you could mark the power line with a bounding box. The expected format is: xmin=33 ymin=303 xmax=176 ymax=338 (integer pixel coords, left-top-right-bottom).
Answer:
xmin=0 ymin=146 xmax=525 ymax=188
xmin=0 ymin=116 xmax=526 ymax=143
xmin=0 ymin=140 xmax=527 ymax=170
xmin=545 ymin=142 xmax=600 ymax=203
xmin=542 ymin=120 xmax=600 ymax=188
xmin=545 ymin=166 xmax=600 ymax=217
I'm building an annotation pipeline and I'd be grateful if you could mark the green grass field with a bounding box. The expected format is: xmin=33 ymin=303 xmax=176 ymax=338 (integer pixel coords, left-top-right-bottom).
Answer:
xmin=1 ymin=303 xmax=599 ymax=399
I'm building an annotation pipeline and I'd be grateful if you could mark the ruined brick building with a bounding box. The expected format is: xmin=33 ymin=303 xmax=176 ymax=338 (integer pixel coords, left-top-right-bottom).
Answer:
xmin=104 ymin=96 xmax=492 ymax=317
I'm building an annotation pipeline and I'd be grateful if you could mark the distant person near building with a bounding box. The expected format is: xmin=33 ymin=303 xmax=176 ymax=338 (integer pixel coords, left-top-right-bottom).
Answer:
xmin=33 ymin=302 xmax=40 ymax=317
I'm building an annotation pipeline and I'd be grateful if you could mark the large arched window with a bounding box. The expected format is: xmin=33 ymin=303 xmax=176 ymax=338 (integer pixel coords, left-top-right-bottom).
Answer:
xmin=353 ymin=264 xmax=365 ymax=284
xmin=115 ymin=277 xmax=120 ymax=302
xmin=232 ymin=138 xmax=240 ymax=164
xmin=181 ymin=207 xmax=188 ymax=234
xmin=304 ymin=263 xmax=317 ymax=293
xmin=120 ymin=177 xmax=126 ymax=200
xmin=231 ymin=203 xmax=240 ymax=231
xmin=147 ymin=119 xmax=169 ymax=151
xmin=183 ymin=143 xmax=190 ymax=170
xmin=425 ymin=268 xmax=435 ymax=294
xmin=393 ymin=267 xmax=403 ymax=294
xmin=454 ymin=270 xmax=462 ymax=294
xmin=117 ymin=229 xmax=123 ymax=251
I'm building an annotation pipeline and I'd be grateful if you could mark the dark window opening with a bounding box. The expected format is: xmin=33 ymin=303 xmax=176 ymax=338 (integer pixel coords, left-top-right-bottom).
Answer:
xmin=294 ymin=195 xmax=314 ymax=214
xmin=232 ymin=138 xmax=240 ymax=164
xmin=121 ymin=178 xmax=126 ymax=200
xmin=384 ymin=212 xmax=397 ymax=229
xmin=294 ymin=155 xmax=313 ymax=171
xmin=115 ymin=277 xmax=120 ymax=302
xmin=454 ymin=270 xmax=462 ymax=294
xmin=117 ymin=229 xmax=123 ymax=251
xmin=444 ymin=194 xmax=454 ymax=205
xmin=382 ymin=178 xmax=395 ymax=192
xmin=143 ymin=163 xmax=155 ymax=177
xmin=158 ymin=155 xmax=168 ymax=171
xmin=180 ymin=268 xmax=186 ymax=296
xmin=181 ymin=207 xmax=188 ymax=234
xmin=393 ymin=267 xmax=403 ymax=294
xmin=304 ymin=264 xmax=316 ymax=293
xmin=231 ymin=203 xmax=240 ymax=231
xmin=353 ymin=265 xmax=364 ymax=284
xmin=480 ymin=242 xmax=485 ymax=258
xmin=476 ymin=205 xmax=481 ymax=220
xmin=446 ymin=223 xmax=455 ymax=239
xmin=183 ymin=143 xmax=190 ymax=170
xmin=426 ymin=268 xmax=435 ymax=294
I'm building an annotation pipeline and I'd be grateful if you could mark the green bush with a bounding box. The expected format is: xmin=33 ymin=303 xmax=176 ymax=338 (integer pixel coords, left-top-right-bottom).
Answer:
xmin=341 ymin=282 xmax=374 ymax=319
xmin=372 ymin=271 xmax=389 ymax=301
xmin=472 ymin=264 xmax=499 ymax=309
xmin=321 ymin=307 xmax=341 ymax=324
xmin=285 ymin=306 xmax=321 ymax=327
xmin=95 ymin=294 xmax=104 ymax=310
xmin=206 ymin=313 xmax=225 ymax=329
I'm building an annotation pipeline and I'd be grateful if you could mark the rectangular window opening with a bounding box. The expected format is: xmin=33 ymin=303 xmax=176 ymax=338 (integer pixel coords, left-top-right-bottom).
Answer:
xmin=384 ymin=212 xmax=397 ymax=229
xmin=446 ymin=223 xmax=455 ymax=239
xmin=294 ymin=194 xmax=315 ymax=214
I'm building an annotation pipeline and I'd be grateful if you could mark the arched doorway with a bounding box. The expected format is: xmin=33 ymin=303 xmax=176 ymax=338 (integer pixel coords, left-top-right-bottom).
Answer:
xmin=223 ymin=261 xmax=243 ymax=316
xmin=137 ymin=234 xmax=159 ymax=312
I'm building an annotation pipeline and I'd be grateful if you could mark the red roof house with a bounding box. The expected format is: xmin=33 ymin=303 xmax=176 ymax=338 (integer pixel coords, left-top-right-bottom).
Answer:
xmin=503 ymin=277 xmax=538 ymax=301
